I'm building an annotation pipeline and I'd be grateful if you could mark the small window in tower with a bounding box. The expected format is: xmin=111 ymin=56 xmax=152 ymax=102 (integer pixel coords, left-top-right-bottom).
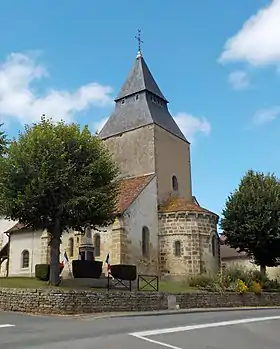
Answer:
xmin=121 ymin=98 xmax=125 ymax=104
xmin=142 ymin=226 xmax=150 ymax=258
xmin=212 ymin=235 xmax=216 ymax=257
xmin=174 ymin=241 xmax=181 ymax=257
xmin=135 ymin=94 xmax=139 ymax=101
xmin=172 ymin=175 xmax=178 ymax=191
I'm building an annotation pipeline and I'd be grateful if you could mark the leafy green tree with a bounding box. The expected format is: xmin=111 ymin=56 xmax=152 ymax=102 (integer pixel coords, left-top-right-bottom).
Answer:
xmin=0 ymin=117 xmax=119 ymax=285
xmin=221 ymin=170 xmax=280 ymax=275
xmin=0 ymin=123 xmax=8 ymax=156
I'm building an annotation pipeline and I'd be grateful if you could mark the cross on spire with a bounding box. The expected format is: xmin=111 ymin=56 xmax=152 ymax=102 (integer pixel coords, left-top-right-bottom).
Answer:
xmin=135 ymin=29 xmax=143 ymax=56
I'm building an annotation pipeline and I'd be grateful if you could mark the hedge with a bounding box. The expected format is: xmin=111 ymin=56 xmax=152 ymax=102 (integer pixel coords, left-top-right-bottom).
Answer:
xmin=72 ymin=260 xmax=103 ymax=278
xmin=35 ymin=264 xmax=64 ymax=281
xmin=110 ymin=264 xmax=137 ymax=281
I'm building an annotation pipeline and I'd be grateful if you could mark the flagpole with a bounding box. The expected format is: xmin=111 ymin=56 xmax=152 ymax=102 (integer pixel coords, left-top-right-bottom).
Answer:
xmin=107 ymin=269 xmax=110 ymax=292
xmin=67 ymin=259 xmax=73 ymax=278
xmin=106 ymin=252 xmax=111 ymax=292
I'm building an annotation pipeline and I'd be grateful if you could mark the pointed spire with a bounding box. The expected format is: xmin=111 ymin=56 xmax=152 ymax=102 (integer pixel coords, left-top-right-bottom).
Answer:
xmin=115 ymin=30 xmax=167 ymax=102
xmin=115 ymin=54 xmax=168 ymax=102
xmin=99 ymin=35 xmax=187 ymax=142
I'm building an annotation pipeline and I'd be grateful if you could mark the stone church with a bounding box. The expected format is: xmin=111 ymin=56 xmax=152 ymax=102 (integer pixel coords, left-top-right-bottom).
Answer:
xmin=0 ymin=48 xmax=220 ymax=278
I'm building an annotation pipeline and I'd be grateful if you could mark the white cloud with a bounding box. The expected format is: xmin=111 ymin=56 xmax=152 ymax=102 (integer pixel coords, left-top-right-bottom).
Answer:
xmin=174 ymin=112 xmax=211 ymax=142
xmin=253 ymin=106 xmax=280 ymax=125
xmin=93 ymin=113 xmax=211 ymax=142
xmin=219 ymin=0 xmax=280 ymax=67
xmin=0 ymin=53 xmax=113 ymax=124
xmin=228 ymin=70 xmax=250 ymax=90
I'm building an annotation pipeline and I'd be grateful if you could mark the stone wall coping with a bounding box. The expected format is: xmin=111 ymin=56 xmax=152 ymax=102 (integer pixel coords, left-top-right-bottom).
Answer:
xmin=1 ymin=287 xmax=280 ymax=296
xmin=158 ymin=211 xmax=217 ymax=220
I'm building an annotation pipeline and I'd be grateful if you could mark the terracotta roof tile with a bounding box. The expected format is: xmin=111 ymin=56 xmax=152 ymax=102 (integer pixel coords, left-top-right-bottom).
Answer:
xmin=159 ymin=197 xmax=218 ymax=217
xmin=6 ymin=174 xmax=156 ymax=232
xmin=116 ymin=173 xmax=155 ymax=214
xmin=5 ymin=222 xmax=26 ymax=233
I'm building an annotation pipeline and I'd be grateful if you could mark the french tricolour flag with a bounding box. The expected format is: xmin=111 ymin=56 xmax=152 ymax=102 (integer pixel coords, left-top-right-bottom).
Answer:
xmin=105 ymin=253 xmax=111 ymax=274
xmin=61 ymin=251 xmax=69 ymax=267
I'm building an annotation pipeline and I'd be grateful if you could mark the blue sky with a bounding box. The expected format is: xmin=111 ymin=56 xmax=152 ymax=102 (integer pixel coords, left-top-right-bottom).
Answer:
xmin=0 ymin=0 xmax=279 ymax=221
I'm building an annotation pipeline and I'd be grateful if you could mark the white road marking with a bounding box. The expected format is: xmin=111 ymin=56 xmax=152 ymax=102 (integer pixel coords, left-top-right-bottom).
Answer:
xmin=0 ymin=324 xmax=15 ymax=329
xmin=130 ymin=315 xmax=280 ymax=348
xmin=130 ymin=315 xmax=280 ymax=337
xmin=132 ymin=334 xmax=182 ymax=349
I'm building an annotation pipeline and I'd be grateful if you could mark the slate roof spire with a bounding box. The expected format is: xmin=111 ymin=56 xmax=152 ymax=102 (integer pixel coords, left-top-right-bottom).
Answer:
xmin=99 ymin=35 xmax=187 ymax=142
xmin=115 ymin=52 xmax=168 ymax=103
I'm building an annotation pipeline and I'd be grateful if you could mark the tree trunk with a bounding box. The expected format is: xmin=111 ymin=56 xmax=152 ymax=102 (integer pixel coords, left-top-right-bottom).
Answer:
xmin=260 ymin=265 xmax=266 ymax=276
xmin=49 ymin=234 xmax=61 ymax=286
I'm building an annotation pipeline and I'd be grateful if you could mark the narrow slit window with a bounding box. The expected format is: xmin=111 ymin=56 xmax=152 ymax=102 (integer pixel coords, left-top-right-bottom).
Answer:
xmin=172 ymin=175 xmax=178 ymax=191
xmin=174 ymin=241 xmax=181 ymax=257
xmin=142 ymin=226 xmax=150 ymax=258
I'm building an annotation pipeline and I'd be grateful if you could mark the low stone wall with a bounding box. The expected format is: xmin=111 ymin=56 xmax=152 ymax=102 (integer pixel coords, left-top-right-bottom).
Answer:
xmin=0 ymin=288 xmax=280 ymax=315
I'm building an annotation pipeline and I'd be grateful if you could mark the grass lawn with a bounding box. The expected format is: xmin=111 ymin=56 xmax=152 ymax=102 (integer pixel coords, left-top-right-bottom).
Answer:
xmin=0 ymin=277 xmax=56 ymax=289
xmin=0 ymin=277 xmax=92 ymax=289
xmin=159 ymin=280 xmax=199 ymax=293
xmin=0 ymin=277 xmax=200 ymax=293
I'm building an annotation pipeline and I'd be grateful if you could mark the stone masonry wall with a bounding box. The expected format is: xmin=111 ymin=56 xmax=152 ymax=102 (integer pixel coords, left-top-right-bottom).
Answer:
xmin=0 ymin=288 xmax=280 ymax=315
xmin=158 ymin=212 xmax=219 ymax=276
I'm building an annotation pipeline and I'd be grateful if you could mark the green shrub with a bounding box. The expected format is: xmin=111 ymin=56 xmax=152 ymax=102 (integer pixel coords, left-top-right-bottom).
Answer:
xmin=188 ymin=274 xmax=217 ymax=289
xmin=110 ymin=264 xmax=137 ymax=281
xmin=249 ymin=270 xmax=269 ymax=285
xmin=262 ymin=278 xmax=280 ymax=291
xmin=249 ymin=281 xmax=262 ymax=295
xmin=35 ymin=263 xmax=64 ymax=281
xmin=72 ymin=260 xmax=103 ymax=279
xmin=221 ymin=266 xmax=280 ymax=291
xmin=222 ymin=266 xmax=251 ymax=283
xmin=35 ymin=264 xmax=50 ymax=281
xmin=236 ymin=279 xmax=248 ymax=294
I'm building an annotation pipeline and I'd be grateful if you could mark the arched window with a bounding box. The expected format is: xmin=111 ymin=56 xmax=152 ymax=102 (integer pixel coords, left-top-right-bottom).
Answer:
xmin=142 ymin=226 xmax=150 ymax=258
xmin=172 ymin=175 xmax=178 ymax=191
xmin=174 ymin=241 xmax=181 ymax=257
xmin=69 ymin=238 xmax=74 ymax=257
xmin=21 ymin=250 xmax=29 ymax=268
xmin=212 ymin=235 xmax=216 ymax=257
xmin=94 ymin=234 xmax=101 ymax=257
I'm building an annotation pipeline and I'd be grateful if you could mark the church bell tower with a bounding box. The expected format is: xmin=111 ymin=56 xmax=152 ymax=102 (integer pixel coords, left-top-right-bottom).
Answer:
xmin=99 ymin=31 xmax=192 ymax=204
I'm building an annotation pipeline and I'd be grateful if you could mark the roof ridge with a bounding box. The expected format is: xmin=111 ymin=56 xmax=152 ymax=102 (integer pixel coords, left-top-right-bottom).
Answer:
xmin=121 ymin=173 xmax=155 ymax=181
xmin=159 ymin=197 xmax=218 ymax=217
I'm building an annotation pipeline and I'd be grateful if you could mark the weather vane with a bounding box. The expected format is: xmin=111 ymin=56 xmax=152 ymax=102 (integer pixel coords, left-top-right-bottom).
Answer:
xmin=135 ymin=29 xmax=143 ymax=54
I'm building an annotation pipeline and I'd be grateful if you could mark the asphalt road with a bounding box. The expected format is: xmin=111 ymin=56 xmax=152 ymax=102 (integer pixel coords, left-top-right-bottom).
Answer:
xmin=1 ymin=308 xmax=280 ymax=348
